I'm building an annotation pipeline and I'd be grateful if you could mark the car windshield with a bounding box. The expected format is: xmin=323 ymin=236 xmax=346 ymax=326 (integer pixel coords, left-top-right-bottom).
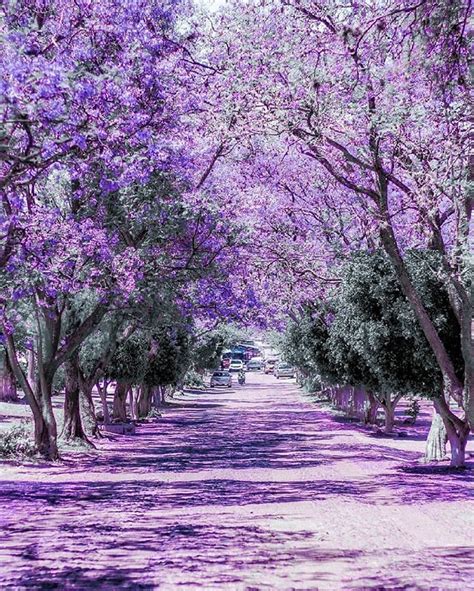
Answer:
xmin=213 ymin=372 xmax=228 ymax=377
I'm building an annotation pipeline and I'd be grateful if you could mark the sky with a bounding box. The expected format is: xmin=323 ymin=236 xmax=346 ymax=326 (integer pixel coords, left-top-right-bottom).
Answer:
xmin=194 ymin=0 xmax=226 ymax=11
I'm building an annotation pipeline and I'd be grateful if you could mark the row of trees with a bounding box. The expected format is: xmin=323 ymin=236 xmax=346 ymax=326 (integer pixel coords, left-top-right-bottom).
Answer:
xmin=0 ymin=1 xmax=255 ymax=459
xmin=187 ymin=0 xmax=472 ymax=467
xmin=281 ymin=250 xmax=463 ymax=458
xmin=0 ymin=162 xmax=248 ymax=457
xmin=1 ymin=1 xmax=471 ymax=467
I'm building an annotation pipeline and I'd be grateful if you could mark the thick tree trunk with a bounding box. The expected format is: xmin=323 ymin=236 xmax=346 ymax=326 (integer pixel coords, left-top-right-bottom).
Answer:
xmin=35 ymin=375 xmax=59 ymax=460
xmin=113 ymin=381 xmax=129 ymax=421
xmin=62 ymin=356 xmax=88 ymax=442
xmin=128 ymin=386 xmax=139 ymax=421
xmin=364 ymin=392 xmax=379 ymax=425
xmin=425 ymin=408 xmax=447 ymax=462
xmin=376 ymin=393 xmax=402 ymax=434
xmin=0 ymin=350 xmax=18 ymax=402
xmin=444 ymin=413 xmax=469 ymax=468
xmin=382 ymin=400 xmax=395 ymax=433
xmin=97 ymin=380 xmax=111 ymax=424
xmin=384 ymin=404 xmax=395 ymax=433
xmin=138 ymin=385 xmax=152 ymax=418
xmin=80 ymin=383 xmax=99 ymax=437
xmin=434 ymin=395 xmax=470 ymax=468
xmin=151 ymin=385 xmax=161 ymax=408
xmin=447 ymin=427 xmax=469 ymax=468
xmin=160 ymin=385 xmax=166 ymax=405
xmin=3 ymin=333 xmax=55 ymax=458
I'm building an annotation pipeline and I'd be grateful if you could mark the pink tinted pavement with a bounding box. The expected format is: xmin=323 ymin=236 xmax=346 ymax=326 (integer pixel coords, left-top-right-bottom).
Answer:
xmin=0 ymin=373 xmax=473 ymax=591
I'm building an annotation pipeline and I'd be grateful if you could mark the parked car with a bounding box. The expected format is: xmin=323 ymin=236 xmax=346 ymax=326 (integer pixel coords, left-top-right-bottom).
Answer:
xmin=210 ymin=370 xmax=232 ymax=388
xmin=274 ymin=362 xmax=296 ymax=379
xmin=229 ymin=359 xmax=244 ymax=372
xmin=264 ymin=358 xmax=278 ymax=374
xmin=246 ymin=358 xmax=263 ymax=371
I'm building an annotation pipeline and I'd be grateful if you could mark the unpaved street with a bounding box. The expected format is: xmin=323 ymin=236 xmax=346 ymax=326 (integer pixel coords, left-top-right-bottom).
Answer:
xmin=0 ymin=374 xmax=473 ymax=590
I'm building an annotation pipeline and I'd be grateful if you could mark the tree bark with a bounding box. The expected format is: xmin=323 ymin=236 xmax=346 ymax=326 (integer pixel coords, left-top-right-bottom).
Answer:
xmin=138 ymin=384 xmax=152 ymax=418
xmin=62 ymin=355 xmax=87 ymax=441
xmin=447 ymin=425 xmax=469 ymax=468
xmin=27 ymin=346 xmax=36 ymax=391
xmin=113 ymin=381 xmax=129 ymax=421
xmin=128 ymin=386 xmax=139 ymax=421
xmin=383 ymin=402 xmax=395 ymax=433
xmin=0 ymin=349 xmax=17 ymax=401
xmin=35 ymin=374 xmax=59 ymax=460
xmin=3 ymin=332 xmax=51 ymax=458
xmin=433 ymin=395 xmax=470 ymax=468
xmin=425 ymin=407 xmax=448 ymax=462
xmin=79 ymin=379 xmax=99 ymax=438
xmin=151 ymin=385 xmax=161 ymax=408
xmin=377 ymin=393 xmax=403 ymax=433
xmin=364 ymin=391 xmax=379 ymax=425
xmin=97 ymin=380 xmax=111 ymax=425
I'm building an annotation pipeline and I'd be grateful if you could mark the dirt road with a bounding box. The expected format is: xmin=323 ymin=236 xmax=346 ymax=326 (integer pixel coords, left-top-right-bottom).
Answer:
xmin=0 ymin=374 xmax=472 ymax=590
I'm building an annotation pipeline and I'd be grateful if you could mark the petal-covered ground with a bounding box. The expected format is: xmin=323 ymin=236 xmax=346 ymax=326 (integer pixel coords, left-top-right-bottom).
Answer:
xmin=0 ymin=374 xmax=473 ymax=590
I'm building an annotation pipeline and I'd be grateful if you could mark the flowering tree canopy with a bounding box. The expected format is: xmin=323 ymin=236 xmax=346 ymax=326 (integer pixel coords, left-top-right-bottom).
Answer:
xmin=186 ymin=0 xmax=472 ymax=465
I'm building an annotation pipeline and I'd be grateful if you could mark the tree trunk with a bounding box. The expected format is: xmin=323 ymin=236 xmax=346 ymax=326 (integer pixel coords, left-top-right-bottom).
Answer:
xmin=79 ymin=380 xmax=99 ymax=438
xmin=447 ymin=427 xmax=469 ymax=468
xmin=151 ymin=385 xmax=161 ymax=408
xmin=364 ymin=391 xmax=379 ymax=425
xmin=383 ymin=403 xmax=395 ymax=433
xmin=27 ymin=347 xmax=36 ymax=391
xmin=425 ymin=408 xmax=448 ymax=462
xmin=62 ymin=356 xmax=88 ymax=442
xmin=128 ymin=386 xmax=139 ymax=421
xmin=97 ymin=380 xmax=111 ymax=424
xmin=35 ymin=374 xmax=59 ymax=460
xmin=138 ymin=384 xmax=152 ymax=418
xmin=160 ymin=385 xmax=166 ymax=405
xmin=0 ymin=349 xmax=18 ymax=402
xmin=434 ymin=395 xmax=470 ymax=468
xmin=113 ymin=381 xmax=129 ymax=421
xmin=376 ymin=393 xmax=402 ymax=434
xmin=444 ymin=412 xmax=469 ymax=468
xmin=3 ymin=332 xmax=58 ymax=459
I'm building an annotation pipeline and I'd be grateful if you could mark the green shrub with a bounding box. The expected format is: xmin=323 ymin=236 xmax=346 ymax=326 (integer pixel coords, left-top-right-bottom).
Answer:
xmin=183 ymin=370 xmax=206 ymax=389
xmin=0 ymin=421 xmax=36 ymax=458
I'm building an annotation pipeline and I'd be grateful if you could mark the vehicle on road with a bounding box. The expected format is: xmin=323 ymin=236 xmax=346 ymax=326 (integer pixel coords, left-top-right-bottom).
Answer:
xmin=274 ymin=362 xmax=296 ymax=379
xmin=210 ymin=371 xmax=232 ymax=388
xmin=246 ymin=358 xmax=263 ymax=371
xmin=238 ymin=370 xmax=246 ymax=385
xmin=229 ymin=359 xmax=244 ymax=372
xmin=221 ymin=350 xmax=232 ymax=369
xmin=264 ymin=358 xmax=278 ymax=374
